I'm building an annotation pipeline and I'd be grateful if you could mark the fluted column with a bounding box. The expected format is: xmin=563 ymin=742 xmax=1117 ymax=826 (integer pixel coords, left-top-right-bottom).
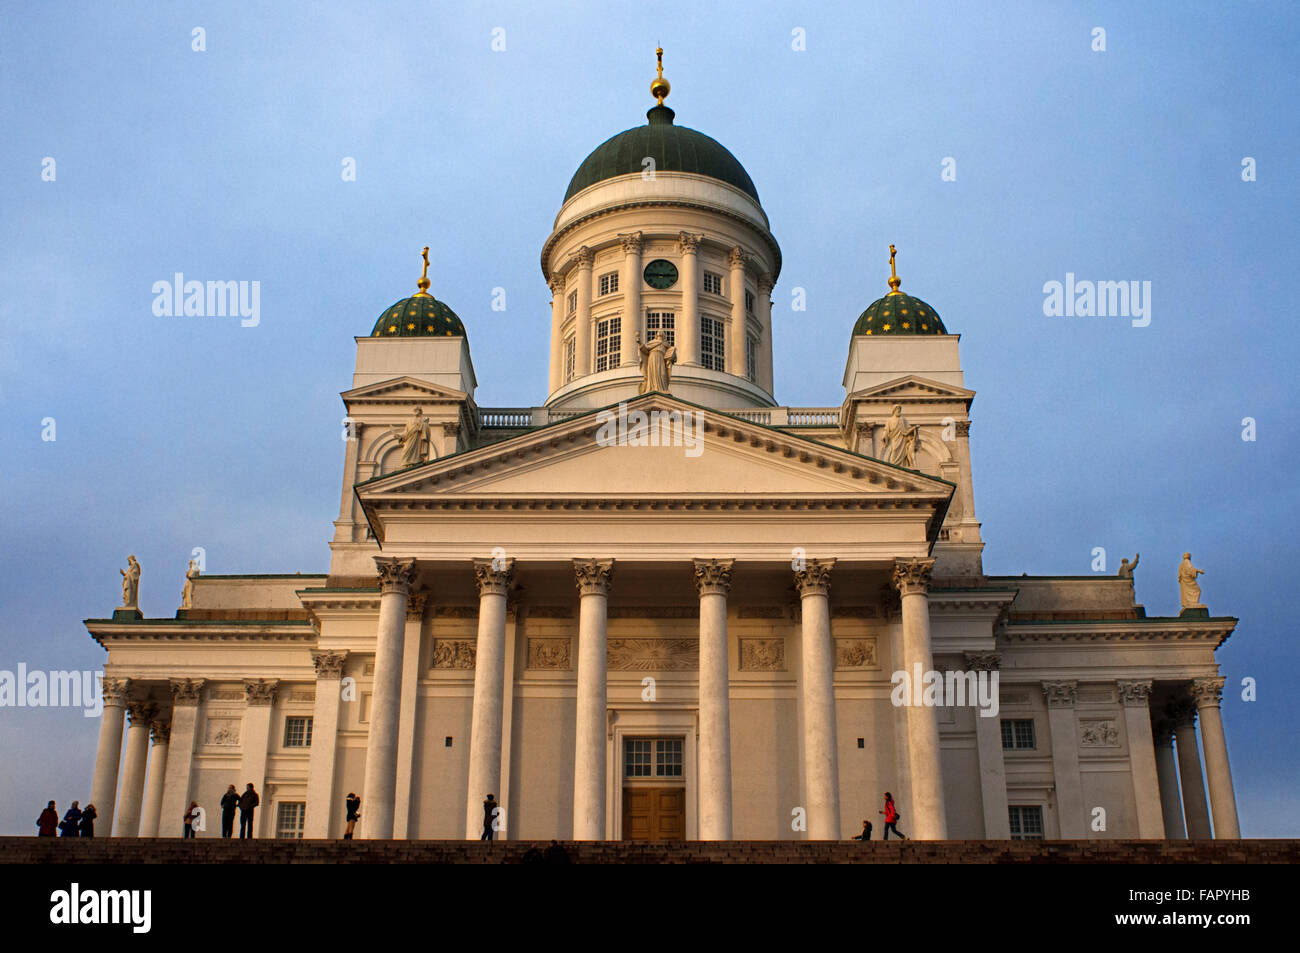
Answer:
xmin=548 ymin=275 xmax=566 ymax=394
xmin=1191 ymin=677 xmax=1240 ymax=839
xmin=894 ymin=558 xmax=948 ymax=839
xmin=1042 ymin=680 xmax=1085 ymax=837
xmin=572 ymin=247 xmax=594 ymax=377
xmin=361 ymin=557 xmax=416 ymax=839
xmin=160 ymin=679 xmax=203 ymax=838
xmin=757 ymin=272 xmax=774 ymax=392
xmin=620 ymin=232 xmax=643 ymax=368
xmin=241 ymin=678 xmax=278 ymax=837
xmin=573 ymin=559 xmax=614 ymax=840
xmin=305 ymin=651 xmax=347 ymax=838
xmin=677 ymin=232 xmax=701 ymax=364
xmin=727 ymin=247 xmax=747 ymax=376
xmin=795 ymin=559 xmax=840 ymax=839
xmin=1172 ymin=699 xmax=1212 ymax=838
xmin=695 ymin=558 xmax=735 ymax=840
xmin=90 ymin=677 xmax=130 ymax=837
xmin=966 ymin=653 xmax=1009 ymax=838
xmin=114 ymin=700 xmax=155 ymax=837
xmin=1117 ymin=680 xmax=1165 ymax=838
xmin=1153 ymin=717 xmax=1185 ymax=839
xmin=138 ymin=718 xmax=170 ymax=837
xmin=465 ymin=556 xmax=515 ymax=839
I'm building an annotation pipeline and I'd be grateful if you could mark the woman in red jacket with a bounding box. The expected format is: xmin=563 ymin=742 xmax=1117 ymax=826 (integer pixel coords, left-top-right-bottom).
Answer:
xmin=36 ymin=801 xmax=58 ymax=837
xmin=879 ymin=792 xmax=907 ymax=840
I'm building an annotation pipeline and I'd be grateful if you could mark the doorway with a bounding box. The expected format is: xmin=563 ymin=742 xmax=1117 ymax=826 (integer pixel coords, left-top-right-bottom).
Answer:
xmin=621 ymin=737 xmax=686 ymax=841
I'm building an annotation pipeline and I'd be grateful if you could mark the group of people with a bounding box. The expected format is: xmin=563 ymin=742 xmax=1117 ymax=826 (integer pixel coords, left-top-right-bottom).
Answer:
xmin=184 ymin=783 xmax=262 ymax=838
xmin=852 ymin=792 xmax=907 ymax=842
xmin=36 ymin=801 xmax=98 ymax=837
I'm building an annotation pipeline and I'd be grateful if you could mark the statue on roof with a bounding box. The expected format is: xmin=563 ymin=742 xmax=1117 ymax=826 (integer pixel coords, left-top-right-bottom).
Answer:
xmin=1118 ymin=553 xmax=1139 ymax=579
xmin=881 ymin=404 xmax=919 ymax=468
xmin=181 ymin=559 xmax=200 ymax=609
xmin=1178 ymin=552 xmax=1205 ymax=609
xmin=636 ymin=330 xmax=676 ymax=394
xmin=391 ymin=406 xmax=432 ymax=467
xmin=120 ymin=555 xmax=141 ymax=610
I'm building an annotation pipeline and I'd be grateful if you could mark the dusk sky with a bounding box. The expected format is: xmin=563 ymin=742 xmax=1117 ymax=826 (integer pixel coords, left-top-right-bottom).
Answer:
xmin=2 ymin=1 xmax=1296 ymax=836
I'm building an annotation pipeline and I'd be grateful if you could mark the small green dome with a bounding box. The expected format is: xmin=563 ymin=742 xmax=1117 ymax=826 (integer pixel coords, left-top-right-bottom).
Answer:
xmin=852 ymin=292 xmax=947 ymax=336
xmin=564 ymin=105 xmax=759 ymax=203
xmin=371 ymin=293 xmax=466 ymax=338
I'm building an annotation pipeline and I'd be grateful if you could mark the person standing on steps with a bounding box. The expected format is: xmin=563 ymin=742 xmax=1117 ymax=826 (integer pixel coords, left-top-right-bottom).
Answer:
xmin=879 ymin=792 xmax=906 ymax=840
xmin=60 ymin=802 xmax=82 ymax=837
xmin=481 ymin=794 xmax=498 ymax=841
xmin=184 ymin=801 xmax=201 ymax=838
xmin=852 ymin=818 xmax=873 ymax=841
xmin=37 ymin=801 xmax=58 ymax=837
xmin=238 ymin=783 xmax=260 ymax=838
xmin=344 ymin=793 xmax=360 ymax=840
xmin=78 ymin=803 xmax=98 ymax=837
xmin=220 ymin=784 xmax=239 ymax=838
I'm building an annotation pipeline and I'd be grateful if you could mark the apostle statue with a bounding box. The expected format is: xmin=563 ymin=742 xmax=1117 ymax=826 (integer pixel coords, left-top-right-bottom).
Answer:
xmin=636 ymin=330 xmax=676 ymax=394
xmin=391 ymin=406 xmax=432 ymax=468
xmin=1178 ymin=552 xmax=1205 ymax=609
xmin=881 ymin=404 xmax=919 ymax=469
xmin=1117 ymin=553 xmax=1139 ymax=578
xmin=120 ymin=555 xmax=141 ymax=609
xmin=181 ymin=559 xmax=200 ymax=609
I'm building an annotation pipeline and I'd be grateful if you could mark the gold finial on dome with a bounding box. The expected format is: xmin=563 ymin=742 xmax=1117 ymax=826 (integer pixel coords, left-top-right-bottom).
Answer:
xmin=887 ymin=243 xmax=902 ymax=294
xmin=650 ymin=46 xmax=671 ymax=105
xmin=415 ymin=246 xmax=432 ymax=296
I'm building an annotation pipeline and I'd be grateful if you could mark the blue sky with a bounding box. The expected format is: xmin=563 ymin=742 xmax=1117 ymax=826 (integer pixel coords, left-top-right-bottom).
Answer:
xmin=1 ymin=1 xmax=1296 ymax=836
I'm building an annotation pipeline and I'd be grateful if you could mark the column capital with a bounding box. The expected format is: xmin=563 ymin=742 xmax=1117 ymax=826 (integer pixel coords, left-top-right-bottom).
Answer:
xmin=693 ymin=558 xmax=735 ymax=596
xmin=407 ymin=589 xmax=429 ymax=619
xmin=955 ymin=420 xmax=972 ymax=437
xmin=676 ymin=231 xmax=702 ymax=254
xmin=757 ymin=272 xmax=774 ymax=295
xmin=618 ymin=231 xmax=643 ymax=254
xmin=375 ymin=557 xmax=418 ymax=594
xmin=1152 ymin=717 xmax=1177 ymax=746
xmin=571 ymin=245 xmax=593 ymax=270
xmin=892 ymin=557 xmax=936 ymax=597
xmin=964 ymin=652 xmax=1001 ymax=671
xmin=101 ymin=677 xmax=132 ymax=707
xmin=1041 ymin=679 xmax=1078 ymax=709
xmin=311 ymin=650 xmax=348 ymax=680
xmin=1169 ymin=698 xmax=1198 ymax=728
xmin=126 ymin=700 xmax=156 ymax=724
xmin=473 ymin=557 xmax=516 ymax=596
xmin=548 ymin=274 xmax=566 ymax=295
xmin=793 ymin=558 xmax=835 ymax=597
xmin=244 ymin=678 xmax=279 ymax=706
xmin=169 ymin=678 xmax=205 ymax=706
xmin=728 ymin=245 xmax=747 ymax=269
xmin=149 ymin=718 xmax=171 ymax=745
xmin=441 ymin=420 xmax=460 ymax=438
xmin=574 ymin=558 xmax=615 ymax=597
xmin=1190 ymin=676 xmax=1226 ymax=709
xmin=1117 ymin=679 xmax=1154 ymax=707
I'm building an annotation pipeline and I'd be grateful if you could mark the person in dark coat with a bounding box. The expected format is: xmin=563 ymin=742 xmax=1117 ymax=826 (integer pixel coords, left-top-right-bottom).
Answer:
xmin=60 ymin=802 xmax=82 ymax=837
xmin=344 ymin=793 xmax=360 ymax=840
xmin=37 ymin=802 xmax=58 ymax=837
xmin=544 ymin=840 xmax=571 ymax=864
xmin=219 ymin=785 xmax=239 ymax=838
xmin=852 ymin=819 xmax=872 ymax=841
xmin=481 ymin=794 xmax=498 ymax=841
xmin=78 ymin=804 xmax=98 ymax=837
xmin=238 ymin=783 xmax=259 ymax=838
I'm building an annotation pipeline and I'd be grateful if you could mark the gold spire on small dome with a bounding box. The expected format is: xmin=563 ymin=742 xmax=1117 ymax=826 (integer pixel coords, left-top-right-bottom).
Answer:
xmin=415 ymin=246 xmax=432 ymax=297
xmin=887 ymin=243 xmax=902 ymax=295
xmin=650 ymin=46 xmax=671 ymax=105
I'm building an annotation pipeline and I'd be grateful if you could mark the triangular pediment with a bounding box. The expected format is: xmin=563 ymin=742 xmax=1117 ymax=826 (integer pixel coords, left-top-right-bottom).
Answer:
xmin=341 ymin=376 xmax=469 ymax=404
xmin=848 ymin=375 xmax=975 ymax=402
xmin=359 ymin=393 xmax=954 ymax=504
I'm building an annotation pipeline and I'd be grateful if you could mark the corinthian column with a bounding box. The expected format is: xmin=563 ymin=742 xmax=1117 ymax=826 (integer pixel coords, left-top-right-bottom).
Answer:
xmin=620 ymin=232 xmax=643 ymax=368
xmin=160 ymin=679 xmax=203 ymax=838
xmin=757 ymin=272 xmax=774 ymax=392
xmin=573 ymin=559 xmax=614 ymax=840
xmin=1172 ymin=699 xmax=1212 ymax=838
xmin=305 ymin=651 xmax=348 ymax=838
xmin=1042 ymin=680 xmax=1085 ymax=837
xmin=138 ymin=717 xmax=170 ymax=837
xmin=465 ymin=556 xmax=515 ymax=839
xmin=90 ymin=677 xmax=130 ymax=837
xmin=1191 ymin=677 xmax=1240 ymax=839
xmin=893 ymin=558 xmax=948 ymax=840
xmin=677 ymin=232 xmax=701 ymax=365
xmin=966 ymin=653 xmax=1009 ymax=838
xmin=795 ymin=559 xmax=840 ymax=839
xmin=114 ymin=699 xmax=155 ymax=837
xmin=572 ymin=247 xmax=594 ymax=377
xmin=1117 ymin=680 xmax=1165 ymax=838
xmin=695 ymin=558 xmax=735 ymax=840
xmin=361 ymin=556 xmax=416 ymax=839
xmin=548 ymin=275 xmax=566 ymax=394
xmin=727 ymin=248 xmax=747 ymax=377
xmin=1152 ymin=717 xmax=1185 ymax=839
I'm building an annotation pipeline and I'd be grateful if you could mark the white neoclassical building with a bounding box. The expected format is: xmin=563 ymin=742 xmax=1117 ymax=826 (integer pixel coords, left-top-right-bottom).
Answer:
xmin=85 ymin=55 xmax=1241 ymax=843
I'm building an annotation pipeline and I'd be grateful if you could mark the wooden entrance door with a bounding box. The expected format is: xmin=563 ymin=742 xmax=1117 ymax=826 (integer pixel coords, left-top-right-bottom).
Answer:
xmin=622 ymin=787 xmax=686 ymax=841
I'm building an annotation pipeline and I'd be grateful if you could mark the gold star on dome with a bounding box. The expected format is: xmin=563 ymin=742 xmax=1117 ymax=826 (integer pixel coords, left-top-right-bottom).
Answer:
xmin=425 ymin=325 xmax=433 ymax=332
xmin=922 ymin=323 xmax=929 ymax=330
xmin=882 ymin=323 xmax=892 ymax=331
xmin=902 ymin=322 xmax=911 ymax=329
xmin=865 ymin=329 xmax=873 ymax=335
xmin=406 ymin=322 xmax=415 ymax=330
xmin=387 ymin=325 xmax=396 ymax=332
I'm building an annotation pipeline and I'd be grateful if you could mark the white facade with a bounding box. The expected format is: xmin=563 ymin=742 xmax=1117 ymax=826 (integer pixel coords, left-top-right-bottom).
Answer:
xmin=84 ymin=93 xmax=1241 ymax=844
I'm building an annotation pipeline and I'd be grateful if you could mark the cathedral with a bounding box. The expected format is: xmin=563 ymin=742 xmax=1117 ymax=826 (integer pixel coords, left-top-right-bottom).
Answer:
xmin=84 ymin=53 xmax=1241 ymax=843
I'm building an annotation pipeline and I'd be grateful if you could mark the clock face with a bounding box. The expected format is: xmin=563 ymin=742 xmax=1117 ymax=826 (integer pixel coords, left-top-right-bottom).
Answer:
xmin=643 ymin=259 xmax=679 ymax=290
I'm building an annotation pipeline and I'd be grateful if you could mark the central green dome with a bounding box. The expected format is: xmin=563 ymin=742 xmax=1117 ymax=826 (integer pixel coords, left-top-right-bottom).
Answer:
xmin=564 ymin=105 xmax=759 ymax=204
